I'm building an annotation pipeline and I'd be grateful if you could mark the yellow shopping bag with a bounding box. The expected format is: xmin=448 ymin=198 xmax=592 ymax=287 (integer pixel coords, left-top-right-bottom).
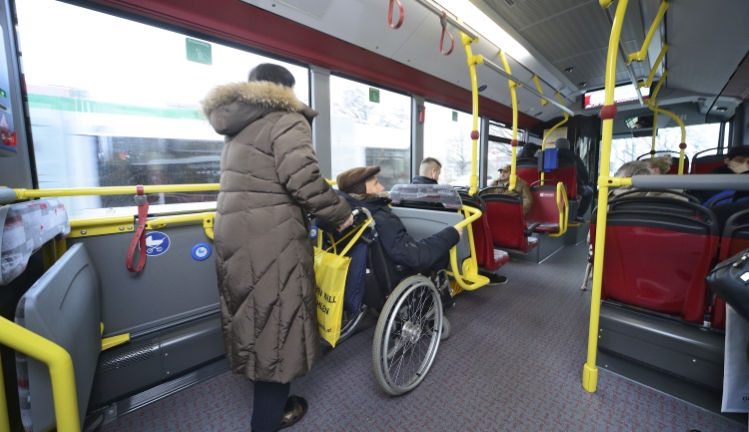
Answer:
xmin=313 ymin=247 xmax=350 ymax=347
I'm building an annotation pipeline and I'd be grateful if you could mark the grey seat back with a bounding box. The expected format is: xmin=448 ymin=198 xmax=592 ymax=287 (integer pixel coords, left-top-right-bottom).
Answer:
xmin=390 ymin=207 xmax=470 ymax=269
xmin=15 ymin=242 xmax=101 ymax=431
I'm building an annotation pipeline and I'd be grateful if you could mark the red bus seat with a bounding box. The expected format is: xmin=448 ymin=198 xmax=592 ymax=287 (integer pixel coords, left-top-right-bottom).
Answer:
xmin=482 ymin=193 xmax=538 ymax=253
xmin=713 ymin=208 xmax=749 ymax=329
xmin=590 ymin=202 xmax=719 ymax=324
xmin=636 ymin=151 xmax=690 ymax=175
xmin=526 ymin=182 xmax=566 ymax=233
xmin=458 ymin=192 xmax=509 ymax=271
xmin=544 ymin=162 xmax=578 ymax=200
xmin=516 ymin=162 xmax=540 ymax=187
xmin=691 ymin=150 xmax=725 ymax=174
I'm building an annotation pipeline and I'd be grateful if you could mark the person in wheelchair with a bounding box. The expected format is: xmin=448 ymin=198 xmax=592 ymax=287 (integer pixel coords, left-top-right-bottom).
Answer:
xmin=334 ymin=166 xmax=462 ymax=290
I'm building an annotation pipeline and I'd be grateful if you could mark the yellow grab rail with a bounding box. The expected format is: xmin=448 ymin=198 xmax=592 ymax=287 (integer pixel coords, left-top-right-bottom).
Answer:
xmin=11 ymin=184 xmax=219 ymax=201
xmin=499 ymin=50 xmax=519 ymax=192
xmin=532 ymin=75 xmax=548 ymax=106
xmin=540 ymin=93 xmax=571 ymax=185
xmin=583 ymin=0 xmax=630 ymax=394
xmin=647 ymin=75 xmax=687 ymax=175
xmin=460 ymin=32 xmax=482 ymax=197
xmin=638 ymin=44 xmax=668 ymax=89
xmin=626 ymin=0 xmax=669 ymax=65
xmin=446 ymin=205 xmax=490 ymax=291
xmin=548 ymin=182 xmax=569 ymax=237
xmin=69 ymin=212 xmax=216 ymax=239
xmin=0 ymin=317 xmax=80 ymax=432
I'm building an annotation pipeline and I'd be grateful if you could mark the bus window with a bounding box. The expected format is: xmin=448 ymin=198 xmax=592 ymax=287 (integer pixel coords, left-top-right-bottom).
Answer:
xmin=17 ymin=0 xmax=309 ymax=218
xmin=329 ymin=76 xmax=411 ymax=190
xmin=423 ymin=103 xmax=473 ymax=186
xmin=487 ymin=121 xmax=516 ymax=185
xmin=608 ymin=123 xmax=721 ymax=176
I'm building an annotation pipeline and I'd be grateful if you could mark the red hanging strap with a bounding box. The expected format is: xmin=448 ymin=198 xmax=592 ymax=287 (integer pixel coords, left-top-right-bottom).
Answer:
xmin=126 ymin=185 xmax=149 ymax=273
xmin=388 ymin=0 xmax=404 ymax=29
xmin=439 ymin=12 xmax=454 ymax=56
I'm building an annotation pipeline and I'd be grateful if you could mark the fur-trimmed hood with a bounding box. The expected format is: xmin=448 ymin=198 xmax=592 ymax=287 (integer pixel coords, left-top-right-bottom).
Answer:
xmin=201 ymin=81 xmax=316 ymax=136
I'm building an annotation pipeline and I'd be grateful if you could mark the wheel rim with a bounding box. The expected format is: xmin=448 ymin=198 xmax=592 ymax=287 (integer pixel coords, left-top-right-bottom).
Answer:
xmin=380 ymin=279 xmax=442 ymax=392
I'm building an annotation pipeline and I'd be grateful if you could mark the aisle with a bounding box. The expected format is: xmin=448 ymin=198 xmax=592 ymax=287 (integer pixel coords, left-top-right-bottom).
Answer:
xmin=102 ymin=242 xmax=744 ymax=431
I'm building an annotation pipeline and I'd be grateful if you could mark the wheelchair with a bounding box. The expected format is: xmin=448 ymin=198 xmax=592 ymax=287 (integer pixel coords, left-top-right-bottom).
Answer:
xmin=317 ymin=184 xmax=490 ymax=396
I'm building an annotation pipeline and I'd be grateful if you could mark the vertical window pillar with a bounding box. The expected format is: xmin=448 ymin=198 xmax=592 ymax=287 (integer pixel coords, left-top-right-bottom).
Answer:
xmin=310 ymin=66 xmax=332 ymax=178
xmin=411 ymin=96 xmax=424 ymax=180
xmin=479 ymin=116 xmax=490 ymax=187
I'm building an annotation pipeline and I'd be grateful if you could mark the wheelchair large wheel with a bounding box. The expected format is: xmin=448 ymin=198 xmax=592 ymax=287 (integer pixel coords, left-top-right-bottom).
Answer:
xmin=372 ymin=275 xmax=443 ymax=396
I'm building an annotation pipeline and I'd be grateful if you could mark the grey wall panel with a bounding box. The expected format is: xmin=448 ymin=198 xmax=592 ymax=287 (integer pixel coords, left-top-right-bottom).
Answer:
xmin=69 ymin=225 xmax=219 ymax=337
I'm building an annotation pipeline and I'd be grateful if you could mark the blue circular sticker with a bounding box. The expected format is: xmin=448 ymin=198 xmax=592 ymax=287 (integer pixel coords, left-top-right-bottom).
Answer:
xmin=310 ymin=225 xmax=318 ymax=240
xmin=145 ymin=232 xmax=170 ymax=256
xmin=191 ymin=243 xmax=212 ymax=261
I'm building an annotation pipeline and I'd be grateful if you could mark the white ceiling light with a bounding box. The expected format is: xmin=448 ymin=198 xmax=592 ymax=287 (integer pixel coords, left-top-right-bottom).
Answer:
xmin=431 ymin=0 xmax=533 ymax=64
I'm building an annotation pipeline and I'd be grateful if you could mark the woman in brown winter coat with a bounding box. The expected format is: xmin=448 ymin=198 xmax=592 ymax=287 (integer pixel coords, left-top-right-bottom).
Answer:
xmin=202 ymin=64 xmax=353 ymax=432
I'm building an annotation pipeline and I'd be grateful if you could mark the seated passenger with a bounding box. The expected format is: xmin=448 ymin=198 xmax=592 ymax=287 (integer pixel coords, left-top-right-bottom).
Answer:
xmin=486 ymin=164 xmax=533 ymax=215
xmin=646 ymin=154 xmax=673 ymax=175
xmin=518 ymin=143 xmax=540 ymax=163
xmin=691 ymin=145 xmax=749 ymax=203
xmin=335 ymin=166 xmax=463 ymax=275
xmin=555 ymin=138 xmax=593 ymax=223
xmin=610 ymin=161 xmax=688 ymax=201
xmin=412 ymin=157 xmax=442 ymax=184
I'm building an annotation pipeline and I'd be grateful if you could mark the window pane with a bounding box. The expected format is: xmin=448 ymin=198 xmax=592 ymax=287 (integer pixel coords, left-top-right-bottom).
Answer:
xmin=608 ymin=123 xmax=721 ymax=176
xmin=330 ymin=77 xmax=411 ymax=190
xmin=487 ymin=141 xmax=514 ymax=185
xmin=423 ymin=103 xmax=473 ymax=186
xmin=18 ymin=0 xmax=309 ymax=217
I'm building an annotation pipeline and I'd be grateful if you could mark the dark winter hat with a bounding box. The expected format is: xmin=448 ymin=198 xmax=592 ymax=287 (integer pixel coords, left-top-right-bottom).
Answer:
xmin=555 ymin=138 xmax=571 ymax=150
xmin=726 ymin=145 xmax=749 ymax=160
xmin=337 ymin=166 xmax=381 ymax=194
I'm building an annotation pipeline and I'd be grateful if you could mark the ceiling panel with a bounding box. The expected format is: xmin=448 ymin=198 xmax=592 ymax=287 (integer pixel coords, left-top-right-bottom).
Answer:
xmin=483 ymin=0 xmax=592 ymax=32
xmin=665 ymin=0 xmax=749 ymax=96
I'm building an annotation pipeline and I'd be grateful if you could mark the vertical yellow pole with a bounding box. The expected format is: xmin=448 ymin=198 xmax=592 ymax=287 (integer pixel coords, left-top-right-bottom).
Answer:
xmin=499 ymin=51 xmax=518 ymax=192
xmin=0 ymin=351 xmax=8 ymax=432
xmin=583 ymin=0 xmax=629 ymax=393
xmin=460 ymin=32 xmax=482 ymax=197
xmin=650 ymin=108 xmax=658 ymax=158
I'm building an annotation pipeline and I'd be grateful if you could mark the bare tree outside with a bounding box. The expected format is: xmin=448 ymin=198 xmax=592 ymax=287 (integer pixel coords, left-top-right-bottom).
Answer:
xmin=333 ymin=88 xmax=408 ymax=130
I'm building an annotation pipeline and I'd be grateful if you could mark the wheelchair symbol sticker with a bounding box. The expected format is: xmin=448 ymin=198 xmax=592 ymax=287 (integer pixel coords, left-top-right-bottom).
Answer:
xmin=145 ymin=232 xmax=170 ymax=257
xmin=191 ymin=243 xmax=212 ymax=261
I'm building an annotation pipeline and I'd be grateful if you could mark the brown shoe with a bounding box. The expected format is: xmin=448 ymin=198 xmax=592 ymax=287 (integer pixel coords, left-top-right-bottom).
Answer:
xmin=276 ymin=395 xmax=308 ymax=431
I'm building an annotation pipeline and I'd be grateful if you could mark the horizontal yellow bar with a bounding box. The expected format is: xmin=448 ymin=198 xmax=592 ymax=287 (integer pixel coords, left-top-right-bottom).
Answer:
xmin=102 ymin=334 xmax=130 ymax=351
xmin=13 ymin=184 xmax=220 ymax=200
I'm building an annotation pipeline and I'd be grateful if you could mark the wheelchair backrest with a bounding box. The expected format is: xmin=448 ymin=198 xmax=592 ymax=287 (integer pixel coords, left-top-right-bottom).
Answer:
xmin=390 ymin=207 xmax=470 ymax=271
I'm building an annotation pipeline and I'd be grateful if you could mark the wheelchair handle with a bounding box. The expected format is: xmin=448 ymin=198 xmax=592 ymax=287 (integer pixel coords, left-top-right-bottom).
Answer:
xmin=351 ymin=207 xmax=375 ymax=228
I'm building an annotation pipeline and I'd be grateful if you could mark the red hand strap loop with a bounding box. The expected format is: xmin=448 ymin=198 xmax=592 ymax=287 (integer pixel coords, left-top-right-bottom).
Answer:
xmin=126 ymin=185 xmax=149 ymax=273
xmin=439 ymin=12 xmax=454 ymax=56
xmin=388 ymin=0 xmax=404 ymax=29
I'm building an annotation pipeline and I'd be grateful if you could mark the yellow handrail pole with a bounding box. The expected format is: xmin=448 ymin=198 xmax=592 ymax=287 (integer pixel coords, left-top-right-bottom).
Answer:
xmin=650 ymin=108 xmax=658 ymax=157
xmin=651 ymin=105 xmax=687 ymax=174
xmin=638 ymin=44 xmax=668 ymax=89
xmin=0 ymin=351 xmax=8 ymax=432
xmin=12 ymin=184 xmax=220 ymax=200
xmin=649 ymin=70 xmax=667 ymax=103
xmin=0 ymin=317 xmax=80 ymax=432
xmin=447 ymin=205 xmax=490 ymax=291
xmin=540 ymin=93 xmax=570 ymax=185
xmin=532 ymin=75 xmax=549 ymax=106
xmin=583 ymin=0 xmax=630 ymax=394
xmin=460 ymin=32 xmax=482 ymax=197
xmin=500 ymin=50 xmax=519 ymax=192
xmin=626 ymin=0 xmax=669 ymax=65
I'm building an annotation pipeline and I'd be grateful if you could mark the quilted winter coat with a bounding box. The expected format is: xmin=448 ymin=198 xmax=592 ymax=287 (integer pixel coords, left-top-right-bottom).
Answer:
xmin=202 ymin=81 xmax=351 ymax=383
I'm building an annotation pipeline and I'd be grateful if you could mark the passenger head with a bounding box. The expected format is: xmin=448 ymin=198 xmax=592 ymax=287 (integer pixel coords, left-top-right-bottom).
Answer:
xmin=521 ymin=143 xmax=540 ymax=158
xmin=336 ymin=166 xmax=383 ymax=195
xmin=248 ymin=63 xmax=296 ymax=88
xmin=615 ymin=161 xmax=650 ymax=178
xmin=498 ymin=164 xmax=511 ymax=182
xmin=554 ymin=138 xmax=571 ymax=150
xmin=725 ymin=145 xmax=749 ymax=174
xmin=646 ymin=154 xmax=672 ymax=175
xmin=419 ymin=157 xmax=442 ymax=182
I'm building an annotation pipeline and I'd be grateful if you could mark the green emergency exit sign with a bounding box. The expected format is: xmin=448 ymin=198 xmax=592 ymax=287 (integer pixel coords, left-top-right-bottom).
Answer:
xmin=452 ymin=111 xmax=458 ymax=121
xmin=186 ymin=38 xmax=212 ymax=65
xmin=369 ymin=88 xmax=380 ymax=103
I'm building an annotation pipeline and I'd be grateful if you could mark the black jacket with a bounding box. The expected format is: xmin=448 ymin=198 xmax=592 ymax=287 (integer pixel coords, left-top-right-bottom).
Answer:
xmin=691 ymin=165 xmax=738 ymax=203
xmin=339 ymin=192 xmax=459 ymax=272
xmin=557 ymin=148 xmax=590 ymax=192
xmin=411 ymin=176 xmax=438 ymax=185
